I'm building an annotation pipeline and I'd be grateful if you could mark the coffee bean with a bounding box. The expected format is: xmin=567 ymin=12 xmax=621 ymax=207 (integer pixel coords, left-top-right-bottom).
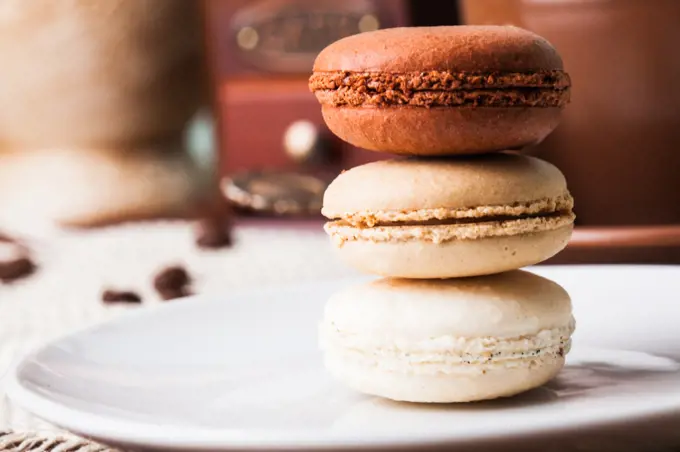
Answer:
xmin=153 ymin=265 xmax=192 ymax=300
xmin=102 ymin=289 xmax=142 ymax=304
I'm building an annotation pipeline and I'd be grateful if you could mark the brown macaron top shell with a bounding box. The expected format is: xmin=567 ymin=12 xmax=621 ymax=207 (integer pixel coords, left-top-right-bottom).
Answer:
xmin=310 ymin=26 xmax=570 ymax=109
xmin=313 ymin=26 xmax=564 ymax=73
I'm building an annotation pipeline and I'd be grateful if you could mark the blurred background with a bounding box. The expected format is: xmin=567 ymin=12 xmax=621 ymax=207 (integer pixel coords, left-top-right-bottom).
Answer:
xmin=0 ymin=0 xmax=679 ymax=276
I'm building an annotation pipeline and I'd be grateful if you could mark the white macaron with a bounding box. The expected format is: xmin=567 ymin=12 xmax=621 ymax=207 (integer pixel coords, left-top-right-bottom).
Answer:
xmin=319 ymin=270 xmax=574 ymax=403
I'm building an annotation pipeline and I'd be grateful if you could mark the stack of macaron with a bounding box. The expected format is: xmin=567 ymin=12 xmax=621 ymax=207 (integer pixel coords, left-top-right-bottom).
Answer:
xmin=309 ymin=26 xmax=576 ymax=403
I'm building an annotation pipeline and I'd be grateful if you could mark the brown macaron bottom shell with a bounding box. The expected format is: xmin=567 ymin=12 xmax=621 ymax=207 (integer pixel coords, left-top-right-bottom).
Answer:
xmin=322 ymin=106 xmax=562 ymax=155
xmin=325 ymin=351 xmax=564 ymax=403
xmin=330 ymin=225 xmax=573 ymax=279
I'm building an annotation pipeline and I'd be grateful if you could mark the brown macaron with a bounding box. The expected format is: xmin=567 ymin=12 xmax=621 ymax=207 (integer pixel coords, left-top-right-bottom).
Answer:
xmin=309 ymin=26 xmax=570 ymax=155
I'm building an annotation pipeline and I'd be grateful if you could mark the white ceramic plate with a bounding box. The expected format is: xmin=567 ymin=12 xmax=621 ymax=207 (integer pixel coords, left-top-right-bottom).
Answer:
xmin=7 ymin=265 xmax=680 ymax=451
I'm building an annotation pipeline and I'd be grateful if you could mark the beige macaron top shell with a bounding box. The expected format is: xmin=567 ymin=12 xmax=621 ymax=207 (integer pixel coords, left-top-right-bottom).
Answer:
xmin=324 ymin=270 xmax=572 ymax=339
xmin=322 ymin=153 xmax=569 ymax=218
xmin=313 ymin=26 xmax=563 ymax=73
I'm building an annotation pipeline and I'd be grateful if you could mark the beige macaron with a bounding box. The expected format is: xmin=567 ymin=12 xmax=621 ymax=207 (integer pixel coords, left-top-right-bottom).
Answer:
xmin=322 ymin=153 xmax=574 ymax=278
xmin=320 ymin=271 xmax=575 ymax=403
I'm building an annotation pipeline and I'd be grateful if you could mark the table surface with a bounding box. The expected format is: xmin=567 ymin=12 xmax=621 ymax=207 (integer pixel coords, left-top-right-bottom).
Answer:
xmin=0 ymin=219 xmax=354 ymax=433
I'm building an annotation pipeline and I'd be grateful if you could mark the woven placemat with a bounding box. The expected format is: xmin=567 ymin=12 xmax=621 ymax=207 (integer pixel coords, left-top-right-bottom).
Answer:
xmin=0 ymin=431 xmax=116 ymax=452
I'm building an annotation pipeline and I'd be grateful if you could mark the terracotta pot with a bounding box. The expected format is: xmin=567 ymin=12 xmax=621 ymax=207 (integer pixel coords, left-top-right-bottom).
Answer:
xmin=0 ymin=0 xmax=206 ymax=148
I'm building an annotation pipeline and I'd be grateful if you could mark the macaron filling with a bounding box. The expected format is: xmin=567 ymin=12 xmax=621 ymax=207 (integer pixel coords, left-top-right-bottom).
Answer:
xmin=310 ymin=70 xmax=571 ymax=91
xmin=309 ymin=70 xmax=570 ymax=108
xmin=323 ymin=194 xmax=575 ymax=244
xmin=326 ymin=212 xmax=574 ymax=245
xmin=327 ymin=194 xmax=574 ymax=227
